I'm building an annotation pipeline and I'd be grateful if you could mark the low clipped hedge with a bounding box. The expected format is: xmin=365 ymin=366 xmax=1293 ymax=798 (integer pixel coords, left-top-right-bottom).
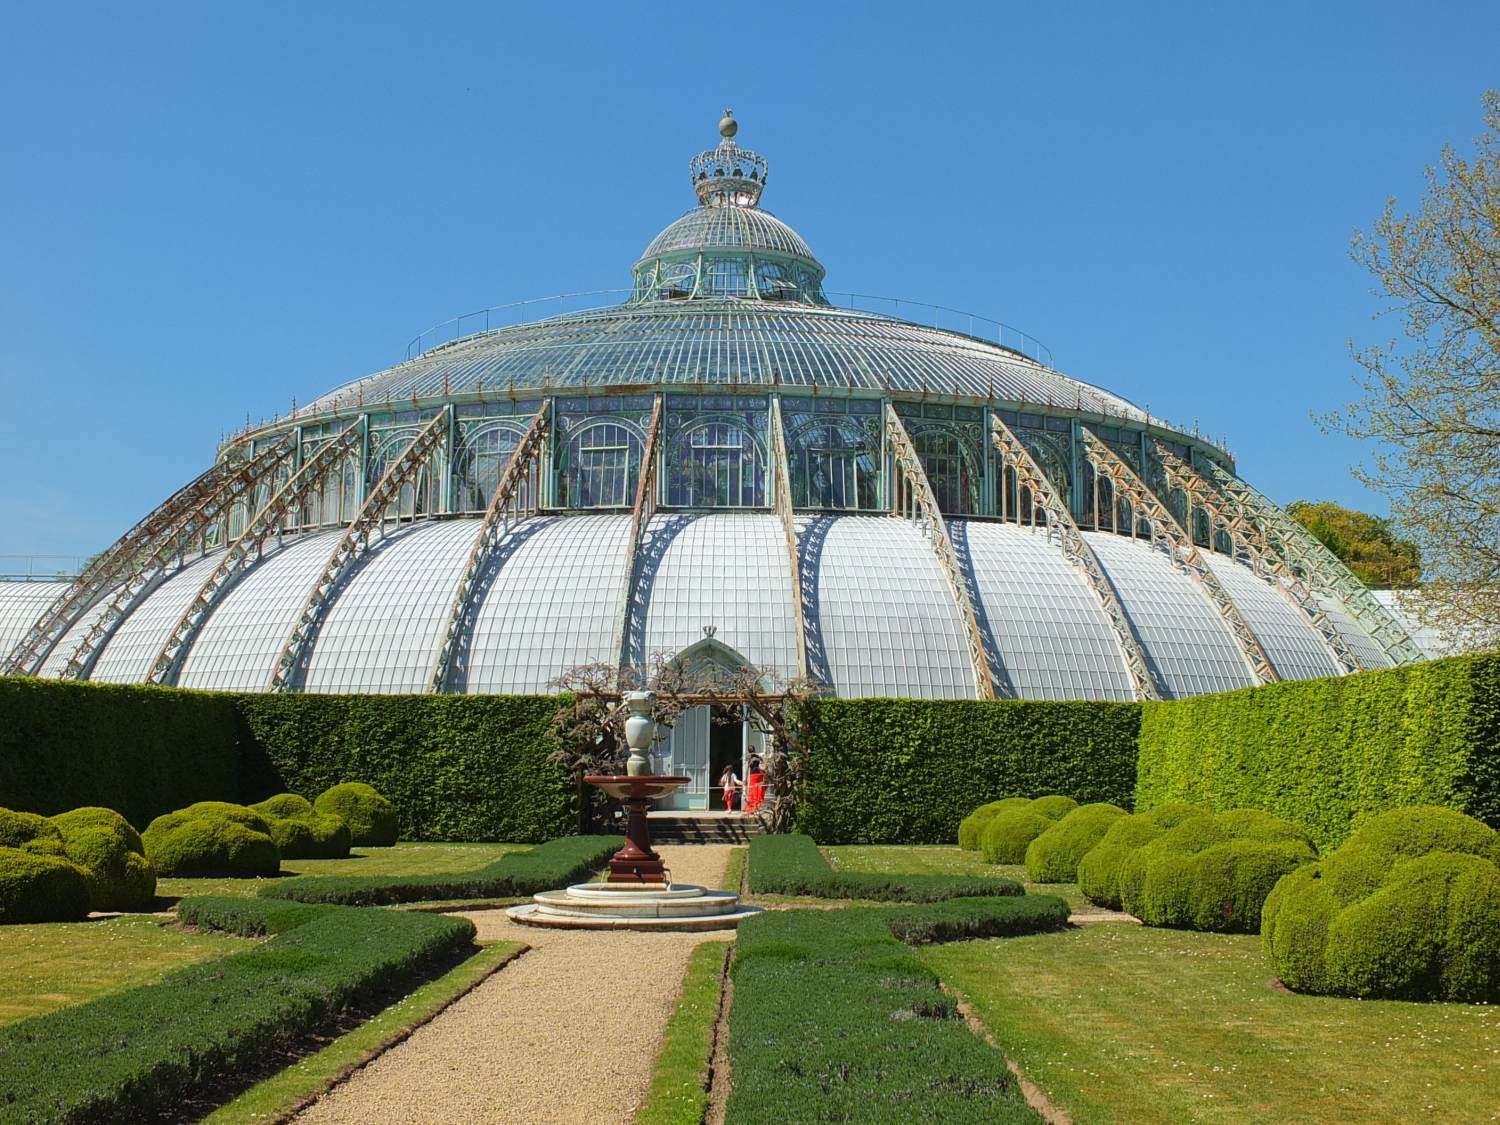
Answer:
xmin=0 ymin=895 xmax=475 ymax=1121
xmin=725 ymin=900 xmax=1062 ymax=1123
xmin=1076 ymin=803 xmax=1204 ymax=909
xmin=1262 ymin=806 xmax=1500 ymax=1001
xmin=1136 ymin=653 xmax=1500 ymax=849
xmin=143 ymin=802 xmax=280 ymax=878
xmin=261 ymin=835 xmax=623 ymax=906
xmin=1118 ymin=809 xmax=1316 ymax=933
xmin=1025 ymin=802 xmax=1127 ymax=883
xmin=979 ymin=795 xmax=1078 ymax=863
xmin=49 ymin=806 xmax=156 ymax=910
xmin=957 ymin=797 xmax=1031 ymax=850
xmin=748 ymin=834 xmax=1021 ymax=901
xmin=795 ymin=697 xmax=1140 ymax=844
xmin=314 ymin=783 xmax=397 ymax=847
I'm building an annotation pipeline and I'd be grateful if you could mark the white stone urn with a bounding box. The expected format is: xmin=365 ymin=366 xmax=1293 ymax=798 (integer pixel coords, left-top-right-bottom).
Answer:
xmin=622 ymin=691 xmax=658 ymax=777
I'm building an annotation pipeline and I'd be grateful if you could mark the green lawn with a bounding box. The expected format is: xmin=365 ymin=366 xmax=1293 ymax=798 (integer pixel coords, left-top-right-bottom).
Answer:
xmin=156 ymin=842 xmax=527 ymax=901
xmin=924 ymin=924 xmax=1500 ymax=1124
xmin=826 ymin=844 xmax=1092 ymax=912
xmin=0 ymin=914 xmax=252 ymax=1026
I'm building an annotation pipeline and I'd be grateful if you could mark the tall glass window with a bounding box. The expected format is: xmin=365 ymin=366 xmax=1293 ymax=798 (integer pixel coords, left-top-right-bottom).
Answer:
xmin=701 ymin=257 xmax=750 ymax=297
xmin=560 ymin=422 xmax=641 ymax=508
xmin=456 ymin=425 xmax=524 ymax=512
xmin=789 ymin=419 xmax=880 ymax=509
xmin=914 ymin=428 xmax=979 ymax=515
xmin=668 ymin=421 xmax=766 ymax=507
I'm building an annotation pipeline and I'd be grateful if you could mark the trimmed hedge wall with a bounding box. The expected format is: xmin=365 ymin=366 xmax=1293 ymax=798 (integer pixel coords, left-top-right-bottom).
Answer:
xmin=1136 ymin=654 xmax=1500 ymax=849
xmin=0 ymin=677 xmax=240 ymax=827
xmin=237 ymin=692 xmax=574 ymax=843
xmin=795 ymin=697 xmax=1141 ymax=844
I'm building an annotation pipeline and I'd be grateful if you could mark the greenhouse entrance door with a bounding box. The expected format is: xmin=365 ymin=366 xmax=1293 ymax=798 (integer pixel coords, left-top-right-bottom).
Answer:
xmin=659 ymin=705 xmax=712 ymax=810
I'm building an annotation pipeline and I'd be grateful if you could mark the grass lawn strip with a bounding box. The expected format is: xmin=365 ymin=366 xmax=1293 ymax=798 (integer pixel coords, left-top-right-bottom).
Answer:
xmin=637 ymin=940 xmax=732 ymax=1125
xmin=202 ymin=940 xmax=527 ymax=1124
xmin=261 ymin=835 xmax=622 ymax=906
xmin=829 ymin=844 xmax=1094 ymax=913
xmin=748 ymin=834 xmax=1021 ymax=901
xmin=0 ymin=896 xmax=475 ymax=1122
xmin=0 ymin=913 xmax=254 ymax=1027
xmin=923 ymin=923 xmax=1500 ymax=1124
xmin=725 ymin=897 xmax=1066 ymax=1123
xmin=155 ymin=842 xmax=529 ymax=901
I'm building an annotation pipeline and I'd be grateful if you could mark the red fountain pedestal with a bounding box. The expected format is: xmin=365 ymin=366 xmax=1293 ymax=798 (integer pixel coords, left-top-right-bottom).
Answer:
xmin=585 ymin=774 xmax=690 ymax=883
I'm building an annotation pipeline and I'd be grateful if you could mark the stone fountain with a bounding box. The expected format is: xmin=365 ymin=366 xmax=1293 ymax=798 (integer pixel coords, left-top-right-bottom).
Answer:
xmin=507 ymin=691 xmax=760 ymax=930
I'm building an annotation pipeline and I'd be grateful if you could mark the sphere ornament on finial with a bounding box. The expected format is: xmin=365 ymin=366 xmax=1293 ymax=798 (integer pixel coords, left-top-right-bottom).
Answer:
xmin=690 ymin=108 xmax=767 ymax=208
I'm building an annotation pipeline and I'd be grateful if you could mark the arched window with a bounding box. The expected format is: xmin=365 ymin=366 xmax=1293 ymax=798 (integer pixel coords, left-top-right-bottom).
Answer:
xmin=667 ymin=420 xmax=766 ymax=507
xmin=788 ymin=418 xmax=880 ymax=510
xmin=560 ymin=421 xmax=643 ymax=508
xmin=456 ymin=424 xmax=525 ymax=512
xmin=912 ymin=426 xmax=980 ymax=515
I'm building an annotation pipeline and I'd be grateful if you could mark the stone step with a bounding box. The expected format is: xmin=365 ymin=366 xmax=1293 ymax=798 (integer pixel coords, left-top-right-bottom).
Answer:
xmin=644 ymin=815 xmax=766 ymax=845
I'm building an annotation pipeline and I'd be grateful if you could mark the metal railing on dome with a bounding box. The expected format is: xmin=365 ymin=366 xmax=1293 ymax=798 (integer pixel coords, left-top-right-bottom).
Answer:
xmin=402 ymin=289 xmax=1054 ymax=368
xmin=0 ymin=555 xmax=88 ymax=582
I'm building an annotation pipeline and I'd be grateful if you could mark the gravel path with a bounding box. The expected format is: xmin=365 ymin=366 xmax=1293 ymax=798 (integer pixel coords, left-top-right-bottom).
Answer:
xmin=295 ymin=845 xmax=733 ymax=1125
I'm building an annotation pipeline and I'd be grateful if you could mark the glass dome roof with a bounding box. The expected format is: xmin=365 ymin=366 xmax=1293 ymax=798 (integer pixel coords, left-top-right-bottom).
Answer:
xmin=639 ymin=206 xmax=820 ymax=263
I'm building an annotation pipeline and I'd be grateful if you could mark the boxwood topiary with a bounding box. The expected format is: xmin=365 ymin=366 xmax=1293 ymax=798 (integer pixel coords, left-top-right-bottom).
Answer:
xmin=1025 ymin=802 xmax=1127 ymax=883
xmin=1262 ymin=806 xmax=1500 ymax=1001
xmin=0 ymin=846 xmax=92 ymax=923
xmin=143 ymin=803 xmax=279 ymax=878
xmin=1118 ymin=809 xmax=1315 ymax=933
xmin=0 ymin=808 xmax=66 ymax=856
xmin=314 ymin=783 xmax=398 ymax=847
xmin=1076 ymin=802 xmax=1204 ymax=908
xmin=250 ymin=793 xmax=315 ymax=820
xmin=978 ymin=795 xmax=1080 ymax=864
xmin=269 ymin=814 xmax=351 ymax=860
xmin=49 ymin=807 xmax=156 ymax=911
xmin=957 ymin=797 xmax=1031 ymax=851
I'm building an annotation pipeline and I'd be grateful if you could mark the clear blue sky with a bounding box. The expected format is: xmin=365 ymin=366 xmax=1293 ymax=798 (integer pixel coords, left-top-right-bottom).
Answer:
xmin=2 ymin=1 xmax=1496 ymax=557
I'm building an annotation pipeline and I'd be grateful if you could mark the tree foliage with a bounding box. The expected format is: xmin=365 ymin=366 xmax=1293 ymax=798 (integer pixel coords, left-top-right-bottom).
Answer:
xmin=1330 ymin=91 xmax=1500 ymax=642
xmin=1285 ymin=499 xmax=1421 ymax=587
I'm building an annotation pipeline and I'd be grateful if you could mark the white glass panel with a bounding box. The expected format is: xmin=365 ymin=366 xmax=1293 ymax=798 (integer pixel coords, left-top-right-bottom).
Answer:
xmin=1201 ymin=553 xmax=1341 ymax=681
xmin=90 ymin=553 xmax=225 ymax=683
xmin=0 ymin=583 xmax=60 ymax=657
xmin=1084 ymin=532 xmax=1256 ymax=699
xmin=958 ymin=522 xmax=1135 ymax=701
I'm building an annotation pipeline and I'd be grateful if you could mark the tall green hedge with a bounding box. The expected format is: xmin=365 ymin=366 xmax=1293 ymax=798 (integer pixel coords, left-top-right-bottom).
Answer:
xmin=795 ymin=697 xmax=1141 ymax=844
xmin=0 ymin=677 xmax=240 ymax=827
xmin=236 ymin=692 xmax=574 ymax=843
xmin=1136 ymin=654 xmax=1500 ymax=849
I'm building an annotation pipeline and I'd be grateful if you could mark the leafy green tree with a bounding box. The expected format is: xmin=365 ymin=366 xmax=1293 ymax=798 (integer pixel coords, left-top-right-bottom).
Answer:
xmin=1286 ymin=500 xmax=1421 ymax=588
xmin=1327 ymin=91 xmax=1500 ymax=641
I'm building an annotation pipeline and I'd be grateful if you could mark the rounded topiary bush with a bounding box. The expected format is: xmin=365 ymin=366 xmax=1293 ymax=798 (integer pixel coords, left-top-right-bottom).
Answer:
xmin=957 ymin=797 xmax=1031 ymax=850
xmin=979 ymin=795 xmax=1082 ymax=864
xmin=314 ymin=783 xmax=398 ymax=847
xmin=1262 ymin=806 xmax=1500 ymax=1002
xmin=143 ymin=803 xmax=279 ymax=878
xmin=0 ymin=808 xmax=66 ymax=857
xmin=1076 ymin=803 xmax=1205 ymax=909
xmin=49 ymin=807 xmax=156 ymax=911
xmin=1119 ymin=809 xmax=1315 ymax=933
xmin=270 ymin=814 xmax=351 ymax=860
xmin=251 ymin=793 xmax=315 ymax=820
xmin=0 ymin=846 xmax=92 ymax=923
xmin=1025 ymin=803 xmax=1127 ymax=883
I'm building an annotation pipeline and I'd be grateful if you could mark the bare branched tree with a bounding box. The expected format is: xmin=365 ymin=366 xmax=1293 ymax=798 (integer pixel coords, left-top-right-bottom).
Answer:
xmin=1327 ymin=91 xmax=1500 ymax=648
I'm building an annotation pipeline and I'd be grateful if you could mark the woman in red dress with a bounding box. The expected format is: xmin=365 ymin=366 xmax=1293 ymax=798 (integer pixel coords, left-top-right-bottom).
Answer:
xmin=743 ymin=756 xmax=766 ymax=814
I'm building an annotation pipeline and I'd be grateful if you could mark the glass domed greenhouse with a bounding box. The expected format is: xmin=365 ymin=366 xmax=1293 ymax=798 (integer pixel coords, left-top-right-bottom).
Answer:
xmin=2 ymin=113 xmax=1425 ymax=745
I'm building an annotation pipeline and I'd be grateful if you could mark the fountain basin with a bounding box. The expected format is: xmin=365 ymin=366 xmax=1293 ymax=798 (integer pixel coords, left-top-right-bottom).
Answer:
xmin=507 ymin=882 xmax=762 ymax=931
xmin=584 ymin=774 xmax=690 ymax=801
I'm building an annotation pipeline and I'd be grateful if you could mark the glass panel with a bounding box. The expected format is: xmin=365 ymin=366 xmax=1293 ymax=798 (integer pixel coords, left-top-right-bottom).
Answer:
xmin=559 ymin=421 xmax=641 ymax=508
xmin=666 ymin=419 xmax=766 ymax=507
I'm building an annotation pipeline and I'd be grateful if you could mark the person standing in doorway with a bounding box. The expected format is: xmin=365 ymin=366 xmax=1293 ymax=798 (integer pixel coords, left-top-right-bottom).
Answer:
xmin=744 ymin=756 xmax=765 ymax=815
xmin=719 ymin=763 xmax=742 ymax=812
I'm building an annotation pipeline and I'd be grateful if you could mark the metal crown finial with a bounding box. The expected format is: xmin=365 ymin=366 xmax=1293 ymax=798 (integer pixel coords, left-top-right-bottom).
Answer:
xmin=691 ymin=110 xmax=766 ymax=208
xmin=719 ymin=109 xmax=737 ymax=139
